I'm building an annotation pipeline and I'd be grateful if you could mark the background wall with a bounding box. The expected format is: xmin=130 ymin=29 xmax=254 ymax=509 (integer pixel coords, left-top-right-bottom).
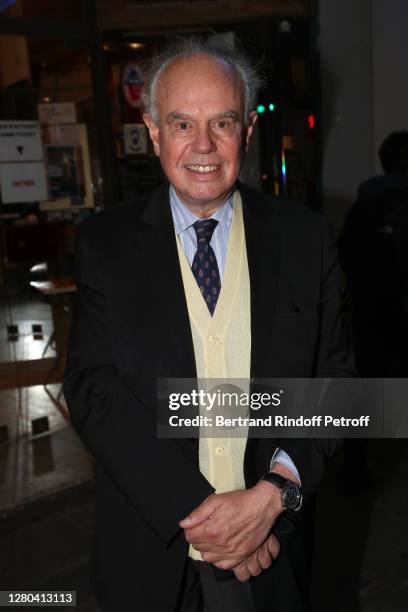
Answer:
xmin=319 ymin=0 xmax=408 ymax=234
xmin=319 ymin=0 xmax=374 ymax=234
xmin=372 ymin=0 xmax=408 ymax=175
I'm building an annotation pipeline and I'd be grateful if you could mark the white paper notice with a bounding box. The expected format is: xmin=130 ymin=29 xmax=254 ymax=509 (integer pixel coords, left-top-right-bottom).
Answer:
xmin=38 ymin=102 xmax=77 ymax=125
xmin=0 ymin=162 xmax=48 ymax=203
xmin=123 ymin=124 xmax=147 ymax=155
xmin=0 ymin=121 xmax=43 ymax=162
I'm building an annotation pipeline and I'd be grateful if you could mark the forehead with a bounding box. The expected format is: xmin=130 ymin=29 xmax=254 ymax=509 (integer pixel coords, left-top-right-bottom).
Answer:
xmin=155 ymin=55 xmax=244 ymax=116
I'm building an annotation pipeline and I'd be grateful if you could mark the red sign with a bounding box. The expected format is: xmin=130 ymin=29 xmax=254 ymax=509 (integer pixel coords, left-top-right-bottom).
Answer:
xmin=123 ymin=64 xmax=144 ymax=109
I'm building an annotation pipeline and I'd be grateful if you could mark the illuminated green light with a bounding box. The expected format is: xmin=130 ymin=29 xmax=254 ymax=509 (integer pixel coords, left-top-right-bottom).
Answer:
xmin=257 ymin=104 xmax=266 ymax=113
xmin=269 ymin=103 xmax=275 ymax=111
xmin=281 ymin=151 xmax=287 ymax=179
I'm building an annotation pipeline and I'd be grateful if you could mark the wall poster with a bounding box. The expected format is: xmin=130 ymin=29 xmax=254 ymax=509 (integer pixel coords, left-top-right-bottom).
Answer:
xmin=45 ymin=145 xmax=82 ymax=203
xmin=40 ymin=124 xmax=94 ymax=210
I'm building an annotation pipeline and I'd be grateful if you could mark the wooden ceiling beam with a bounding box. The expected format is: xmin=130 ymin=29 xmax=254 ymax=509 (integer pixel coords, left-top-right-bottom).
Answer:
xmin=97 ymin=0 xmax=314 ymax=32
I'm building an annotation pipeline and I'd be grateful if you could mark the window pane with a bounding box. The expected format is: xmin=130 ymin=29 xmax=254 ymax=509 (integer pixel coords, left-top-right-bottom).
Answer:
xmin=0 ymin=0 xmax=85 ymax=25
xmin=0 ymin=34 xmax=99 ymax=370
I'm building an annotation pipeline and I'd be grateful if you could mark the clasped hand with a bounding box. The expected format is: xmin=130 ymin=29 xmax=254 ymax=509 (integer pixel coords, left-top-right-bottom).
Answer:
xmin=179 ymin=481 xmax=283 ymax=581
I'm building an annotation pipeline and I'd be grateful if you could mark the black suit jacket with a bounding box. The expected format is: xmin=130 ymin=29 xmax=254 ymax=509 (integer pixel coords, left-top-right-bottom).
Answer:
xmin=63 ymin=182 xmax=355 ymax=612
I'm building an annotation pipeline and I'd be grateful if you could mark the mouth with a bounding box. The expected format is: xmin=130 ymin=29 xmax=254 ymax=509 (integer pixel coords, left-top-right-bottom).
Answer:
xmin=184 ymin=164 xmax=221 ymax=178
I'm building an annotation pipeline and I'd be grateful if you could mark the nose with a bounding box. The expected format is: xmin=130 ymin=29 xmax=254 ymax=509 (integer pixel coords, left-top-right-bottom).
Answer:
xmin=192 ymin=124 xmax=216 ymax=154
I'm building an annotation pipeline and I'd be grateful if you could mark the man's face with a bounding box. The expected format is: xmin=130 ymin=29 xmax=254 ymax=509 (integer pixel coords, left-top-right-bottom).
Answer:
xmin=144 ymin=56 xmax=257 ymax=211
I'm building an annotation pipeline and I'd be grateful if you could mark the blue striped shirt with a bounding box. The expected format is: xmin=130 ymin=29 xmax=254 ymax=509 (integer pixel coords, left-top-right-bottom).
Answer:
xmin=168 ymin=185 xmax=300 ymax=483
xmin=169 ymin=185 xmax=233 ymax=281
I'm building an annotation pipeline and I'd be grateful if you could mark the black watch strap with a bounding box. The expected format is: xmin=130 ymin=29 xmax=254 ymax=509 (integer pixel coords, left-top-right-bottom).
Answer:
xmin=262 ymin=472 xmax=287 ymax=489
xmin=262 ymin=472 xmax=303 ymax=512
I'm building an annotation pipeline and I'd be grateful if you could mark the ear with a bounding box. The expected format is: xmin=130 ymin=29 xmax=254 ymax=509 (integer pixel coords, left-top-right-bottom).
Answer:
xmin=244 ymin=111 xmax=258 ymax=152
xmin=143 ymin=113 xmax=160 ymax=157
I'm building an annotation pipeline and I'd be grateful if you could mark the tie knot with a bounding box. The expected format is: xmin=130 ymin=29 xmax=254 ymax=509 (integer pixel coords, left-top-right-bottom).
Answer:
xmin=193 ymin=219 xmax=218 ymax=246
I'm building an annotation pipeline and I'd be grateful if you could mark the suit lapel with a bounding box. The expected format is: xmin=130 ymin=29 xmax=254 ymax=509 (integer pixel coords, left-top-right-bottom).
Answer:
xmin=136 ymin=182 xmax=281 ymax=379
xmin=240 ymin=184 xmax=282 ymax=377
xmin=139 ymin=184 xmax=197 ymax=379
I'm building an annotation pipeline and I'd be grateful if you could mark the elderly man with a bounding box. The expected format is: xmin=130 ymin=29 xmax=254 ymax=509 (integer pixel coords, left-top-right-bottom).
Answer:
xmin=64 ymin=38 xmax=354 ymax=612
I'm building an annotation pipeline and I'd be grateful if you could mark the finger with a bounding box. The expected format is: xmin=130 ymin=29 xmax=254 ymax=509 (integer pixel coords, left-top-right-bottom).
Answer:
xmin=245 ymin=552 xmax=263 ymax=577
xmin=214 ymin=559 xmax=240 ymax=570
xmin=257 ymin=543 xmax=273 ymax=570
xmin=184 ymin=520 xmax=219 ymax=544
xmin=233 ymin=562 xmax=251 ymax=582
xmin=184 ymin=527 xmax=208 ymax=544
xmin=190 ymin=542 xmax=219 ymax=554
xmin=187 ymin=526 xmax=236 ymax=554
xmin=201 ymin=552 xmax=226 ymax=563
xmin=179 ymin=495 xmax=217 ymax=528
xmin=191 ymin=542 xmax=229 ymax=555
xmin=266 ymin=535 xmax=280 ymax=560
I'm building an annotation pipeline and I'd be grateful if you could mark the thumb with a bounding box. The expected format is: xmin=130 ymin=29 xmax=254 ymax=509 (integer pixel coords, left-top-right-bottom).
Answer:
xmin=179 ymin=494 xmax=216 ymax=528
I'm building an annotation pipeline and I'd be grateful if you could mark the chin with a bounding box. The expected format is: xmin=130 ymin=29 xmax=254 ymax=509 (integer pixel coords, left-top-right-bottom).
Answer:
xmin=188 ymin=183 xmax=228 ymax=200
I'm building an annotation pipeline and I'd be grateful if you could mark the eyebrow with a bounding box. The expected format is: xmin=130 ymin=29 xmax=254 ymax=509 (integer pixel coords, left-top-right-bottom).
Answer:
xmin=166 ymin=112 xmax=191 ymax=122
xmin=166 ymin=110 xmax=240 ymax=123
xmin=213 ymin=111 xmax=240 ymax=121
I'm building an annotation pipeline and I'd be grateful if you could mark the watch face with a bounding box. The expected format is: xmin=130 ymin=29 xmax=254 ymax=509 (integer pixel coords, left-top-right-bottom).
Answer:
xmin=283 ymin=483 xmax=301 ymax=511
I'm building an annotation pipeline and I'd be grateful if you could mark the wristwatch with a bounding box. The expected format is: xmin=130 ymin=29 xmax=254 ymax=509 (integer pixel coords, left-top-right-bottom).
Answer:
xmin=262 ymin=472 xmax=303 ymax=512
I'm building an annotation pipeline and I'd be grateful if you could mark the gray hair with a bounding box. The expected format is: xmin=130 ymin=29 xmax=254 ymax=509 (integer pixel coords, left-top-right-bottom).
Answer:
xmin=142 ymin=36 xmax=263 ymax=125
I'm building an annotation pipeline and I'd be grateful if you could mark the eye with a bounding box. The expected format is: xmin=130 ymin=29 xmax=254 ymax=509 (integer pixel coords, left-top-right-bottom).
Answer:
xmin=178 ymin=121 xmax=189 ymax=130
xmin=212 ymin=118 xmax=236 ymax=132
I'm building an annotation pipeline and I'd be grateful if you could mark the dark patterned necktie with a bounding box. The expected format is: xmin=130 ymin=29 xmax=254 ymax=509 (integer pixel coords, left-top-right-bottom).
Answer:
xmin=192 ymin=219 xmax=221 ymax=315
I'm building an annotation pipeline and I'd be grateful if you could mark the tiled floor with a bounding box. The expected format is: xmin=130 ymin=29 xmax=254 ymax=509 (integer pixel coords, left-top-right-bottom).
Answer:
xmin=0 ymin=290 xmax=86 ymax=511
xmin=0 ymin=385 xmax=66 ymax=442
xmin=0 ymin=281 xmax=96 ymax=608
xmin=0 ymin=385 xmax=93 ymax=511
xmin=0 ymin=292 xmax=56 ymax=363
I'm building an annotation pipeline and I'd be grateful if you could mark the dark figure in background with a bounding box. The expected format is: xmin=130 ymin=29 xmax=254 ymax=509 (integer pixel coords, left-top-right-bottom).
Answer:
xmin=339 ymin=130 xmax=408 ymax=377
xmin=338 ymin=131 xmax=408 ymax=492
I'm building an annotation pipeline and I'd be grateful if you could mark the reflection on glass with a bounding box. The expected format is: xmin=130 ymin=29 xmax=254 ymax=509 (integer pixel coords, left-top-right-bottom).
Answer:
xmin=0 ymin=0 xmax=84 ymax=24
xmin=0 ymin=35 xmax=96 ymax=373
xmin=0 ymin=0 xmax=18 ymax=13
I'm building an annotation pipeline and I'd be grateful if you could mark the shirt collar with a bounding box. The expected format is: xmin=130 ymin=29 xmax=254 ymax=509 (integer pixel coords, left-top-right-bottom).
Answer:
xmin=169 ymin=185 xmax=234 ymax=236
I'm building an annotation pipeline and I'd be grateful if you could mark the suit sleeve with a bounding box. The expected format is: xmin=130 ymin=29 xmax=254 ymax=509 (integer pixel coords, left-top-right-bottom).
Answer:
xmin=63 ymin=221 xmax=214 ymax=546
xmin=277 ymin=217 xmax=356 ymax=503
